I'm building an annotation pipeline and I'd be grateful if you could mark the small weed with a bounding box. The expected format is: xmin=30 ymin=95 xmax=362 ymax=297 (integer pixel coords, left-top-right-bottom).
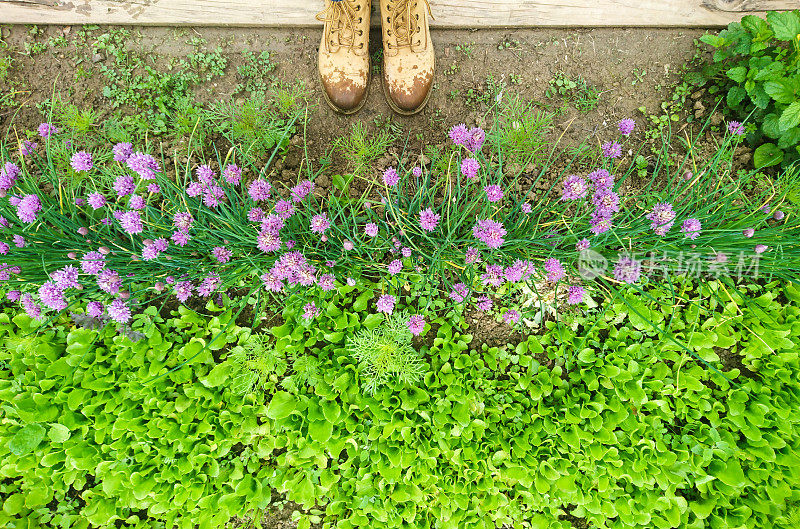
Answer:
xmin=335 ymin=121 xmax=398 ymax=176
xmin=235 ymin=50 xmax=277 ymax=97
xmin=456 ymin=42 xmax=474 ymax=58
xmin=545 ymin=71 xmax=600 ymax=111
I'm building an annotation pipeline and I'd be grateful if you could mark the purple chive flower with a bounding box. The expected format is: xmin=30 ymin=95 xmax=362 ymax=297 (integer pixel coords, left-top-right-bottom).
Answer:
xmin=247 ymin=208 xmax=264 ymax=222
xmin=412 ymin=166 xmax=422 ymax=177
xmin=86 ymin=301 xmax=104 ymax=318
xmin=484 ymin=185 xmax=504 ymax=202
xmin=376 ymin=294 xmax=396 ymax=315
xmin=466 ymin=127 xmax=485 ymax=153
xmin=754 ymin=244 xmax=768 ymax=254
xmin=365 ymin=223 xmax=379 ymax=237
xmin=274 ymin=200 xmax=295 ymax=220
xmin=317 ymin=273 xmax=335 ymax=291
xmin=257 ymin=229 xmax=281 ymax=253
xmin=173 ymin=281 xmax=193 ymax=303
xmin=213 ymin=246 xmax=232 ymax=263
xmin=0 ymin=162 xmax=21 ymax=191
xmin=261 ymin=214 xmax=284 ymax=234
xmin=613 ymin=256 xmax=642 ymax=284
xmin=119 ymin=211 xmax=143 ymax=234
xmin=291 ymin=180 xmax=314 ymax=203
xmin=107 ymin=299 xmax=131 ymax=324
xmin=13 ymin=235 xmax=25 ymax=248
xmin=21 ymin=294 xmax=42 ymax=320
xmin=383 ymin=167 xmax=400 ymax=187
xmin=127 ymin=152 xmax=161 ymax=180
xmin=81 ymin=251 xmax=105 ymax=274
xmin=203 ymin=186 xmax=225 ymax=208
xmin=602 ymin=141 xmax=622 ymax=159
xmin=774 ymin=210 xmax=785 ymax=221
xmin=448 ymin=283 xmax=468 ymax=303
xmin=16 ymin=194 xmax=42 ymax=223
xmin=248 ymin=179 xmax=272 ymax=202
xmin=196 ymin=164 xmax=216 ymax=184
xmin=310 ymin=213 xmax=330 ymax=234
xmin=567 ymin=285 xmax=585 ymax=305
xmin=114 ymin=175 xmax=136 ymax=197
xmin=476 ymin=296 xmax=492 ymax=312
xmin=38 ymin=123 xmax=59 ymax=139
xmin=113 ymin=142 xmax=133 ymax=162
xmin=173 ymin=212 xmax=194 ymax=232
xmin=198 ymin=274 xmax=222 ymax=297
xmin=592 ymin=189 xmax=620 ymax=215
xmin=303 ymin=302 xmax=320 ymax=320
xmin=473 ymin=219 xmax=507 ymax=249
xmin=147 ymin=183 xmax=161 ymax=194
xmin=128 ymin=195 xmax=146 ymax=210
xmin=682 ymin=218 xmax=702 ymax=240
xmin=419 ymin=208 xmax=440 ymax=232
xmin=70 ymin=151 xmax=93 ymax=172
xmin=20 ymin=140 xmax=37 ymax=157
xmin=561 ymin=175 xmax=588 ymax=201
xmin=742 ymin=227 xmax=755 ymax=238
xmin=521 ymin=203 xmax=532 ymax=213
xmin=186 ymin=182 xmax=203 ymax=198
xmin=261 ymin=272 xmax=284 ymax=293
xmin=222 ymin=164 xmax=241 ymax=185
xmin=504 ymin=263 xmax=524 ymax=283
xmin=465 ymin=246 xmax=481 ymax=265
xmin=346 ymin=277 xmax=356 ymax=286
xmin=647 ymin=202 xmax=676 ymax=234
xmin=618 ymin=119 xmax=635 ymax=136
xmin=401 ymin=247 xmax=412 ymax=258
xmin=576 ymin=238 xmax=590 ymax=251
xmin=727 ymin=121 xmax=745 ymax=136
xmin=87 ymin=193 xmax=106 ymax=209
xmin=408 ymin=315 xmax=425 ymax=335
xmin=6 ymin=290 xmax=20 ymax=302
xmin=544 ymin=258 xmax=566 ymax=282
xmin=39 ymin=282 xmax=67 ymax=311
xmin=97 ymin=270 xmax=121 ymax=294
xmin=503 ymin=310 xmax=520 ymax=325
xmin=588 ymin=169 xmax=614 ymax=189
xmin=481 ymin=264 xmax=505 ymax=288
xmin=449 ymin=123 xmax=470 ymax=146
xmin=461 ymin=158 xmax=479 ymax=179
xmin=343 ymin=240 xmax=354 ymax=251
xmin=388 ymin=260 xmax=403 ymax=275
xmin=0 ymin=243 xmax=8 ymax=255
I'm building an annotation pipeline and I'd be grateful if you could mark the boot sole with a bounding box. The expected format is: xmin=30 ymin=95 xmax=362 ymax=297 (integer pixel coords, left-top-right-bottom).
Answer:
xmin=381 ymin=57 xmax=434 ymax=116
xmin=318 ymin=67 xmax=371 ymax=116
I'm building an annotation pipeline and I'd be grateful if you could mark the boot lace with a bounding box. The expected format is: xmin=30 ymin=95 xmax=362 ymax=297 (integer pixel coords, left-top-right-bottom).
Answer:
xmin=316 ymin=0 xmax=365 ymax=53
xmin=385 ymin=0 xmax=433 ymax=53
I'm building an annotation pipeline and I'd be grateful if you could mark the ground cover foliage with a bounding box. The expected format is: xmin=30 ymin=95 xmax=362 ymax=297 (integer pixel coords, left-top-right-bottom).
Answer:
xmin=1 ymin=278 xmax=799 ymax=528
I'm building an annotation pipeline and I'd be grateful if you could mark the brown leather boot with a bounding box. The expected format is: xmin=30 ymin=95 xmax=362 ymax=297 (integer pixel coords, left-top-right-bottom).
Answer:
xmin=379 ymin=0 xmax=435 ymax=115
xmin=316 ymin=0 xmax=372 ymax=114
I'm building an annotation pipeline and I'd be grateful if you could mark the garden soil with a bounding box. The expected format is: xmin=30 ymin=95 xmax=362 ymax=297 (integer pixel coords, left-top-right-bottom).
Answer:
xmin=0 ymin=23 xmax=715 ymax=528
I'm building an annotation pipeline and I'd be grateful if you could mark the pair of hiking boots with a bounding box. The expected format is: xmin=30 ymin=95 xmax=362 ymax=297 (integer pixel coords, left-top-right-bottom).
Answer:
xmin=316 ymin=0 xmax=434 ymax=115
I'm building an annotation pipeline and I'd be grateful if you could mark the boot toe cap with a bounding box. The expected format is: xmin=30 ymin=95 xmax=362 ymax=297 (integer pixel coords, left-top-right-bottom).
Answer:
xmin=321 ymin=77 xmax=368 ymax=113
xmin=385 ymin=70 xmax=433 ymax=113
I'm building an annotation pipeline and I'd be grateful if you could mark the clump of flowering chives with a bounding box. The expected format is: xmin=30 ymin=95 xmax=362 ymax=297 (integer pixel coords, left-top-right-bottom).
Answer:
xmin=127 ymin=152 xmax=161 ymax=179
xmin=16 ymin=194 xmax=41 ymax=223
xmin=449 ymin=283 xmax=469 ymax=303
xmin=461 ymin=158 xmax=479 ymax=179
xmin=588 ymin=169 xmax=614 ymax=189
xmin=310 ymin=213 xmax=330 ymax=234
xmin=646 ymin=202 xmax=676 ymax=235
xmin=38 ymin=122 xmax=59 ymax=139
xmin=365 ymin=223 xmax=379 ymax=237
xmin=682 ymin=218 xmax=702 ymax=240
xmin=543 ymin=258 xmax=566 ymax=282
xmin=119 ymin=211 xmax=143 ymax=234
xmin=107 ymin=299 xmax=131 ymax=324
xmin=388 ymin=260 xmax=403 ymax=275
xmin=561 ymin=175 xmax=588 ymax=201
xmin=613 ymin=256 xmax=642 ymax=284
xmin=291 ymin=180 xmax=314 ymax=202
xmin=412 ymin=166 xmax=422 ymax=177
xmin=303 ymin=302 xmax=320 ymax=320
xmin=70 ymin=151 xmax=93 ymax=172
xmin=376 ymin=294 xmax=396 ymax=314
xmin=383 ymin=167 xmax=399 ymax=186
xmin=0 ymin=162 xmax=20 ymax=191
xmin=20 ymin=140 xmax=37 ymax=156
xmin=213 ymin=246 xmax=232 ymax=263
xmin=449 ymin=123 xmax=469 ymax=146
xmin=727 ymin=121 xmax=745 ymax=136
xmin=503 ymin=310 xmax=520 ymax=325
xmin=419 ymin=208 xmax=440 ymax=232
xmin=576 ymin=238 xmax=590 ymax=251
xmin=484 ymin=185 xmax=504 ymax=202
xmin=618 ymin=118 xmax=635 ymax=136
xmin=567 ymin=285 xmax=585 ymax=305
xmin=472 ymin=219 xmax=507 ymax=249
xmin=466 ymin=127 xmax=486 ymax=153
xmin=114 ymin=175 xmax=136 ymax=197
xmin=601 ymin=141 xmax=622 ymax=159
xmin=407 ymin=314 xmax=425 ymax=336
xmin=248 ymin=179 xmax=272 ymax=202
xmin=113 ymin=142 xmax=133 ymax=162
xmin=465 ymin=246 xmax=481 ymax=264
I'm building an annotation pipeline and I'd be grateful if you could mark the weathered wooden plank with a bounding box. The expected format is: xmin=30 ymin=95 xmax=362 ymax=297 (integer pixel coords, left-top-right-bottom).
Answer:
xmin=0 ymin=0 xmax=795 ymax=27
